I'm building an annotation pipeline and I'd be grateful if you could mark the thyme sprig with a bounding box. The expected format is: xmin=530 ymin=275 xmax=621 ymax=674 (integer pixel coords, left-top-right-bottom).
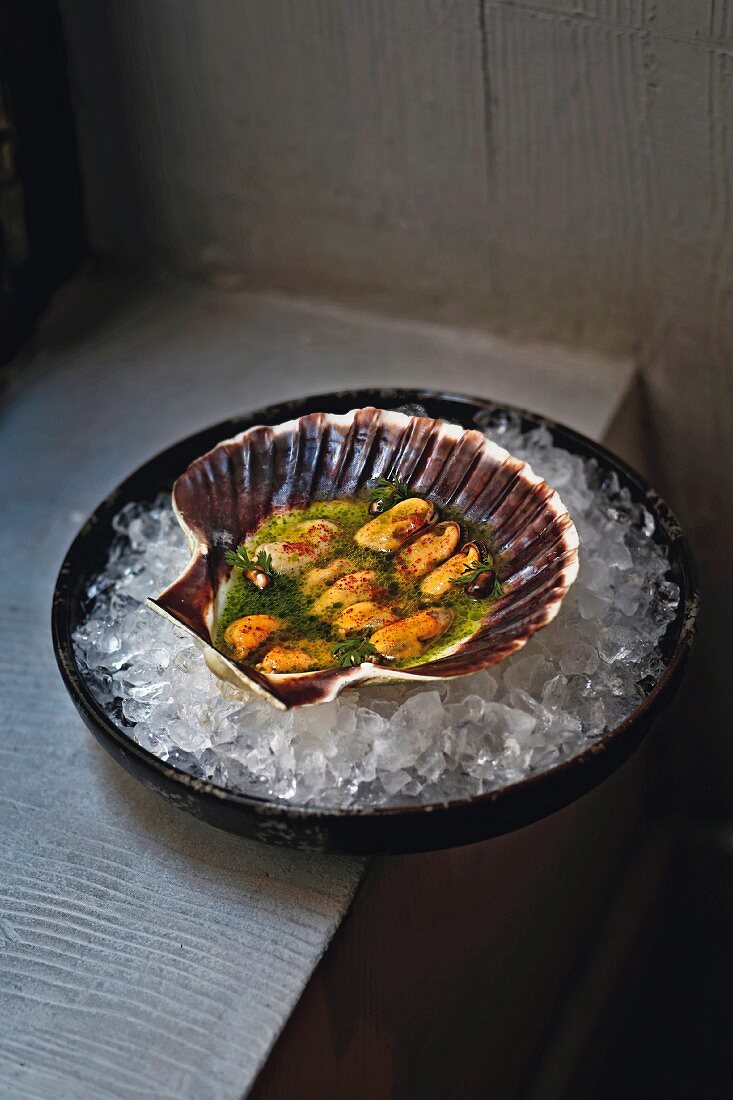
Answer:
xmin=332 ymin=637 xmax=379 ymax=667
xmin=225 ymin=545 xmax=275 ymax=577
xmin=368 ymin=475 xmax=419 ymax=509
xmin=451 ymin=558 xmax=505 ymax=599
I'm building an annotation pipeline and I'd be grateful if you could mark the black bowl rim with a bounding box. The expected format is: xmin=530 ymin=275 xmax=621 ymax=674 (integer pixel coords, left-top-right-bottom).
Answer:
xmin=52 ymin=388 xmax=698 ymax=838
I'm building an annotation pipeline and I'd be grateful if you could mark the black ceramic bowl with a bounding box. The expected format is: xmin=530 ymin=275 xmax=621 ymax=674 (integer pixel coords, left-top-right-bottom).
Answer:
xmin=52 ymin=389 xmax=697 ymax=855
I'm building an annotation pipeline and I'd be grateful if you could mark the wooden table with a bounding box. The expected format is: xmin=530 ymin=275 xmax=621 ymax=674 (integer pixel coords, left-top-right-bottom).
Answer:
xmin=0 ymin=271 xmax=638 ymax=1098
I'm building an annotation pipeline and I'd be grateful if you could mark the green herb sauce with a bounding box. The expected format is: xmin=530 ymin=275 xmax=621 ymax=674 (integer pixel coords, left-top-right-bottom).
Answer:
xmin=216 ymin=496 xmax=502 ymax=669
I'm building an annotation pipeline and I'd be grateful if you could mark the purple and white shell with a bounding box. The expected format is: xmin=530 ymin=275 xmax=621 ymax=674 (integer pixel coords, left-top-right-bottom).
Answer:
xmin=147 ymin=407 xmax=579 ymax=709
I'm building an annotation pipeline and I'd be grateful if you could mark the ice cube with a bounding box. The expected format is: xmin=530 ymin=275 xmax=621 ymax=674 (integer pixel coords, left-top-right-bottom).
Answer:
xmin=73 ymin=425 xmax=678 ymax=811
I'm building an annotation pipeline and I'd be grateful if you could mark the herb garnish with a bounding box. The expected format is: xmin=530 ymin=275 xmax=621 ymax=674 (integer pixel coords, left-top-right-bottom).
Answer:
xmin=452 ymin=559 xmax=505 ymax=599
xmin=368 ymin=475 xmax=419 ymax=509
xmin=332 ymin=637 xmax=379 ymax=667
xmin=225 ymin=545 xmax=275 ymax=577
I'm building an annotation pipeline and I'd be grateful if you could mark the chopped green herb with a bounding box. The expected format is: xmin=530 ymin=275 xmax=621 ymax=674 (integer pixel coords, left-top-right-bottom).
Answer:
xmin=217 ymin=498 xmax=497 ymax=668
xmin=332 ymin=637 xmax=379 ymax=667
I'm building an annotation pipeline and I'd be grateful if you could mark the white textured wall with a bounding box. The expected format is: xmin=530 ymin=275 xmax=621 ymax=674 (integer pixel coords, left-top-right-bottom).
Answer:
xmin=60 ymin=0 xmax=733 ymax=804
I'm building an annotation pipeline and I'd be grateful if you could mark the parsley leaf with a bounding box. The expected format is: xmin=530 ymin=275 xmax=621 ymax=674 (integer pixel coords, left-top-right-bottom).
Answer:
xmin=332 ymin=637 xmax=379 ymax=667
xmin=225 ymin=545 xmax=275 ymax=577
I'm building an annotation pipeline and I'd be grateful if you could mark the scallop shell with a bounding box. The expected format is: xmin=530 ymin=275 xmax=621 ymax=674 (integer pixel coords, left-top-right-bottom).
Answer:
xmin=147 ymin=407 xmax=579 ymax=709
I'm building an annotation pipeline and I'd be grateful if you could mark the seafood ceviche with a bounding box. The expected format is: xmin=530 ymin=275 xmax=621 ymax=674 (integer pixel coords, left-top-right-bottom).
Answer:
xmin=217 ymin=477 xmax=505 ymax=674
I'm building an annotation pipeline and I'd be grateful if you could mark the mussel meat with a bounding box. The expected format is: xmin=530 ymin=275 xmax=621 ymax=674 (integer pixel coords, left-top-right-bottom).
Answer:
xmin=354 ymin=498 xmax=437 ymax=553
xmin=224 ymin=614 xmax=281 ymax=661
xmin=369 ymin=607 xmax=454 ymax=662
xmin=459 ymin=541 xmax=498 ymax=599
xmin=259 ymin=640 xmax=336 ymax=673
xmin=255 ymin=540 xmax=319 ymax=575
xmin=420 ymin=541 xmax=481 ymax=599
xmin=394 ymin=521 xmax=461 ymax=582
xmin=311 ymin=570 xmax=382 ymax=617
xmin=293 ymin=519 xmax=339 ymax=547
xmin=255 ymin=521 xmax=338 ymax=576
xmin=302 ymin=557 xmax=356 ymax=595
xmin=333 ymin=601 xmax=400 ymax=636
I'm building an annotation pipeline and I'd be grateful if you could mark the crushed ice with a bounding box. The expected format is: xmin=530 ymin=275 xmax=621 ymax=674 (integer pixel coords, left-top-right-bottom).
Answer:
xmin=73 ymin=414 xmax=679 ymax=809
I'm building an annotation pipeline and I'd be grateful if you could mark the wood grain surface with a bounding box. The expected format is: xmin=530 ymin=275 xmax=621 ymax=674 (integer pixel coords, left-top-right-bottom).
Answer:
xmin=0 ymin=276 xmax=633 ymax=1098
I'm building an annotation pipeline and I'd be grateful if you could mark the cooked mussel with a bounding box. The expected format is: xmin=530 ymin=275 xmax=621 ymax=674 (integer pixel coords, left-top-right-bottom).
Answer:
xmin=259 ymin=640 xmax=336 ymax=673
xmin=333 ymin=601 xmax=400 ymax=636
xmin=455 ymin=541 xmax=498 ymax=599
xmin=243 ymin=565 xmax=271 ymax=590
xmin=420 ymin=541 xmax=482 ymax=599
xmin=369 ymin=607 xmax=454 ymax=663
xmin=224 ymin=614 xmax=281 ymax=661
xmin=255 ymin=539 xmax=319 ymax=574
xmin=302 ymin=557 xmax=356 ymax=595
xmin=293 ymin=519 xmax=339 ymax=547
xmin=464 ymin=569 xmax=498 ymax=599
xmin=354 ymin=498 xmax=437 ymax=553
xmin=255 ymin=521 xmax=338 ymax=576
xmin=394 ymin=521 xmax=462 ymax=582
xmin=311 ymin=570 xmax=382 ymax=617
